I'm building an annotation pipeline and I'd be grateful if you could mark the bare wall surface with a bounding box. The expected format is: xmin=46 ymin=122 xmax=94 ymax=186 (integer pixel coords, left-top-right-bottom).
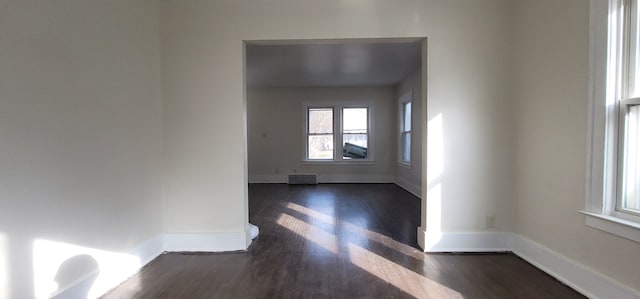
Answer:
xmin=0 ymin=1 xmax=163 ymax=298
xmin=512 ymin=0 xmax=640 ymax=291
xmin=247 ymin=86 xmax=396 ymax=180
xmin=396 ymin=69 xmax=423 ymax=195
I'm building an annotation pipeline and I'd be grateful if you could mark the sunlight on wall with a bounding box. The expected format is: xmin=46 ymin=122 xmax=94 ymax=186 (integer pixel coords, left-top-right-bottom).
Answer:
xmin=32 ymin=239 xmax=140 ymax=299
xmin=425 ymin=114 xmax=444 ymax=247
xmin=0 ymin=234 xmax=8 ymax=299
xmin=276 ymin=213 xmax=338 ymax=254
xmin=424 ymin=184 xmax=443 ymax=248
xmin=347 ymin=243 xmax=462 ymax=298
xmin=427 ymin=114 xmax=443 ymax=184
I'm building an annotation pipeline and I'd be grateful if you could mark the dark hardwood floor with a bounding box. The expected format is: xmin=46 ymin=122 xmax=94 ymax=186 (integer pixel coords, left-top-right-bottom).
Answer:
xmin=102 ymin=184 xmax=585 ymax=299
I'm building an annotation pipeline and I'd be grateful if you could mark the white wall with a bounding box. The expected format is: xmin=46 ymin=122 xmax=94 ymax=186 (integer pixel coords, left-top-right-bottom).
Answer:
xmin=0 ymin=1 xmax=163 ymax=298
xmin=161 ymin=0 xmax=514 ymax=242
xmin=395 ymin=69 xmax=422 ymax=197
xmin=512 ymin=0 xmax=640 ymax=292
xmin=247 ymin=86 xmax=396 ymax=183
xmin=3 ymin=0 xmax=637 ymax=297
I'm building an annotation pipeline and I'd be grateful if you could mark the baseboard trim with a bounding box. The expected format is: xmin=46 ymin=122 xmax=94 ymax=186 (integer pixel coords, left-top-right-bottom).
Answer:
xmin=129 ymin=234 xmax=165 ymax=266
xmin=164 ymin=231 xmax=249 ymax=252
xmin=248 ymin=174 xmax=395 ymax=184
xmin=248 ymin=175 xmax=287 ymax=183
xmin=420 ymin=231 xmax=512 ymax=252
xmin=51 ymin=234 xmax=165 ymax=299
xmin=317 ymin=174 xmax=394 ymax=183
xmin=395 ymin=177 xmax=421 ymax=198
xmin=511 ymin=235 xmax=640 ymax=299
xmin=417 ymin=231 xmax=639 ymax=298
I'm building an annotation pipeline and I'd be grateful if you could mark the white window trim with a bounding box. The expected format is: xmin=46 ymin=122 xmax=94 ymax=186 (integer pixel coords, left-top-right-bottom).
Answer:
xmin=584 ymin=0 xmax=640 ymax=243
xmin=398 ymin=91 xmax=413 ymax=167
xmin=302 ymin=102 xmax=374 ymax=163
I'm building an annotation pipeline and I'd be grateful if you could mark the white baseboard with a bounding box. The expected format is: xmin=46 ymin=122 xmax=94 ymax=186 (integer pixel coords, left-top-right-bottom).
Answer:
xmin=248 ymin=174 xmax=395 ymax=184
xmin=52 ymin=234 xmax=165 ymax=299
xmin=129 ymin=234 xmax=165 ymax=266
xmin=511 ymin=235 xmax=640 ymax=299
xmin=395 ymin=177 xmax=421 ymax=198
xmin=164 ymin=231 xmax=249 ymax=252
xmin=248 ymin=175 xmax=287 ymax=183
xmin=417 ymin=231 xmax=639 ymax=298
xmin=317 ymin=174 xmax=394 ymax=183
xmin=420 ymin=231 xmax=513 ymax=252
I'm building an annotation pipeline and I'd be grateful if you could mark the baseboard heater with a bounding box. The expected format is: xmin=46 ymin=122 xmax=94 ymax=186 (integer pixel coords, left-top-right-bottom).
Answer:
xmin=288 ymin=173 xmax=318 ymax=185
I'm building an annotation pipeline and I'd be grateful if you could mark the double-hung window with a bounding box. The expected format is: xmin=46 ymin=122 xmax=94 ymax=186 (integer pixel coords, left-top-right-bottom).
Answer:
xmin=307 ymin=108 xmax=334 ymax=160
xmin=585 ymin=0 xmax=640 ymax=241
xmin=342 ymin=107 xmax=369 ymax=159
xmin=305 ymin=105 xmax=371 ymax=161
xmin=617 ymin=0 xmax=640 ymax=217
xmin=399 ymin=92 xmax=412 ymax=165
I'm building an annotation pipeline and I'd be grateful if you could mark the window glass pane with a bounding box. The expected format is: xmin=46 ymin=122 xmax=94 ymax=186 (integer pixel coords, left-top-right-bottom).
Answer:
xmin=623 ymin=105 xmax=640 ymax=211
xmin=309 ymin=108 xmax=333 ymax=134
xmin=343 ymin=108 xmax=368 ymax=134
xmin=343 ymin=134 xmax=368 ymax=148
xmin=403 ymin=102 xmax=412 ymax=131
xmin=402 ymin=132 xmax=411 ymax=162
xmin=308 ymin=135 xmax=333 ymax=159
xmin=343 ymin=134 xmax=367 ymax=159
xmin=630 ymin=0 xmax=640 ymax=97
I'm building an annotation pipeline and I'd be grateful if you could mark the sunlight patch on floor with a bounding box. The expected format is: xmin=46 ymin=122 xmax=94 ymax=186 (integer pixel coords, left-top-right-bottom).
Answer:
xmin=347 ymin=243 xmax=463 ymax=299
xmin=276 ymin=213 xmax=338 ymax=254
xmin=276 ymin=210 xmax=463 ymax=298
xmin=286 ymin=202 xmax=335 ymax=224
xmin=341 ymin=221 xmax=422 ymax=257
xmin=288 ymin=201 xmax=424 ymax=258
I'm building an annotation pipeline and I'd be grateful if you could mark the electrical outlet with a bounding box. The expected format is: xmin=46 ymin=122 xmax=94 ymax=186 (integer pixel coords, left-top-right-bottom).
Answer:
xmin=274 ymin=168 xmax=279 ymax=174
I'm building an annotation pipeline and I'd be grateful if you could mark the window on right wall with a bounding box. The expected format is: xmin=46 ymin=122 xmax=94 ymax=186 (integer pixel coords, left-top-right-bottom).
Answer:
xmin=585 ymin=0 xmax=640 ymax=242
xmin=399 ymin=91 xmax=412 ymax=166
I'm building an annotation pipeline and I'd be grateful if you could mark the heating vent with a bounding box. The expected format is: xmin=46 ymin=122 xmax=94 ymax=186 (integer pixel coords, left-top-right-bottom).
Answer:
xmin=288 ymin=173 xmax=318 ymax=185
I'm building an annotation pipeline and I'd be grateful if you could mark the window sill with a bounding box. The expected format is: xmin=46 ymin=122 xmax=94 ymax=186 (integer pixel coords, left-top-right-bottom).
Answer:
xmin=398 ymin=161 xmax=412 ymax=169
xmin=302 ymin=160 xmax=375 ymax=166
xmin=579 ymin=211 xmax=640 ymax=243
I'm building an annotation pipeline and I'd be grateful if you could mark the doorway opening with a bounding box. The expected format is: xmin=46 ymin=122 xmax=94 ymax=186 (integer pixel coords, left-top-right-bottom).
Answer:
xmin=242 ymin=37 xmax=427 ymax=248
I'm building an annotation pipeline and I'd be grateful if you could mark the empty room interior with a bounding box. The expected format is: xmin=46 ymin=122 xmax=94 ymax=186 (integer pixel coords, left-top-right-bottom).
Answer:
xmin=1 ymin=0 xmax=640 ymax=298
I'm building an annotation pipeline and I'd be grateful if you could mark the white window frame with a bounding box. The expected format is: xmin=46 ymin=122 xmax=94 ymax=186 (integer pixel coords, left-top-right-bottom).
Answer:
xmin=306 ymin=107 xmax=335 ymax=161
xmin=398 ymin=91 xmax=413 ymax=167
xmin=302 ymin=102 xmax=374 ymax=164
xmin=583 ymin=0 xmax=640 ymax=243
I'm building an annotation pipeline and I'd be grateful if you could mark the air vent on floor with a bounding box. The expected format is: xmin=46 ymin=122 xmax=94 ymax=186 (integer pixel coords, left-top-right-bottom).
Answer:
xmin=288 ymin=173 xmax=318 ymax=185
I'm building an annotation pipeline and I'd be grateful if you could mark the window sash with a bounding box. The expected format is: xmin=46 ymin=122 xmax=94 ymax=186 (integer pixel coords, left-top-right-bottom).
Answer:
xmin=307 ymin=107 xmax=334 ymax=160
xmin=612 ymin=0 xmax=640 ymax=220
xmin=401 ymin=101 xmax=412 ymax=163
xmin=617 ymin=98 xmax=640 ymax=216
xmin=341 ymin=107 xmax=369 ymax=159
xmin=401 ymin=132 xmax=411 ymax=162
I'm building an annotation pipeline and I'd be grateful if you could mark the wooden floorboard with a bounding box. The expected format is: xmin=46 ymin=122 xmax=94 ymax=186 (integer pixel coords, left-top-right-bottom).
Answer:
xmin=102 ymin=183 xmax=585 ymax=299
